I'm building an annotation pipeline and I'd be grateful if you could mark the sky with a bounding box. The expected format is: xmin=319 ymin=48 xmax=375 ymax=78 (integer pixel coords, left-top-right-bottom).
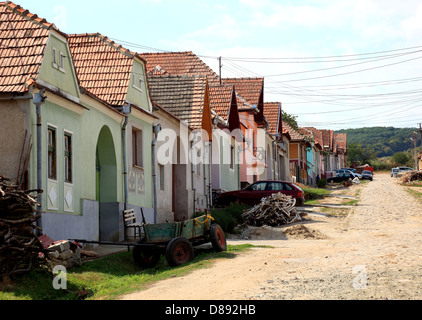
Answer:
xmin=13 ymin=0 xmax=422 ymax=131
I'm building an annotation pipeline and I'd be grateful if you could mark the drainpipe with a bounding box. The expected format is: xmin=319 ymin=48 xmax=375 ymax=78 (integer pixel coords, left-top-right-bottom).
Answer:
xmin=267 ymin=132 xmax=281 ymax=181
xmin=33 ymin=89 xmax=47 ymax=233
xmin=191 ymin=144 xmax=196 ymax=216
xmin=117 ymin=103 xmax=132 ymax=212
xmin=152 ymin=124 xmax=162 ymax=224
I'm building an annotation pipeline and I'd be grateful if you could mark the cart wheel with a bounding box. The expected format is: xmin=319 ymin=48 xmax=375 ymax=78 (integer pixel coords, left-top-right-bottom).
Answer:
xmin=165 ymin=237 xmax=194 ymax=267
xmin=133 ymin=238 xmax=161 ymax=268
xmin=210 ymin=223 xmax=227 ymax=252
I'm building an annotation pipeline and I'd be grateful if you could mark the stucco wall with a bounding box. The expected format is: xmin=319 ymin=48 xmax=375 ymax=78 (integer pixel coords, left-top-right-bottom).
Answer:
xmin=0 ymin=99 xmax=30 ymax=182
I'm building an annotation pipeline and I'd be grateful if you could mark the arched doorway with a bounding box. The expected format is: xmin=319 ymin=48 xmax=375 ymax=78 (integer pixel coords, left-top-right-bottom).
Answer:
xmin=96 ymin=126 xmax=118 ymax=241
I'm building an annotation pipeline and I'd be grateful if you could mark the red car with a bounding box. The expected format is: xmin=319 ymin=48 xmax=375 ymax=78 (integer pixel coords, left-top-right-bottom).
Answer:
xmin=217 ymin=180 xmax=305 ymax=207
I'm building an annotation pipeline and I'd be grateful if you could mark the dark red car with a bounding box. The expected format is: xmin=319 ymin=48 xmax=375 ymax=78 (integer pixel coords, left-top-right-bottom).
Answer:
xmin=217 ymin=180 xmax=305 ymax=207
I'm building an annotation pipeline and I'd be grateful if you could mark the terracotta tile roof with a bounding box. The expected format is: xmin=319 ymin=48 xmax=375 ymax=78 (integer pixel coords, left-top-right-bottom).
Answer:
xmin=282 ymin=120 xmax=305 ymax=141
xmin=263 ymin=102 xmax=281 ymax=135
xmin=320 ymin=129 xmax=334 ymax=150
xmin=0 ymin=2 xmax=56 ymax=93
xmin=302 ymin=127 xmax=324 ymax=149
xmin=222 ymin=77 xmax=264 ymax=110
xmin=209 ymin=84 xmax=233 ymax=121
xmin=334 ymin=133 xmax=347 ymax=152
xmin=139 ymin=51 xmax=220 ymax=85
xmin=209 ymin=84 xmax=241 ymax=131
xmin=68 ymin=33 xmax=138 ymax=106
xmin=147 ymin=75 xmax=207 ymax=130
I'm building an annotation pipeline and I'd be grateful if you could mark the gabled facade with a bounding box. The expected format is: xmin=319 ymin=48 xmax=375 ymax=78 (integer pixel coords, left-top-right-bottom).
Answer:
xmin=146 ymin=74 xmax=213 ymax=221
xmin=263 ymin=102 xmax=289 ymax=182
xmin=303 ymin=127 xmax=325 ymax=181
xmin=282 ymin=121 xmax=311 ymax=184
xmin=0 ymin=3 xmax=158 ymax=243
xmin=139 ymin=51 xmax=243 ymax=201
xmin=222 ymin=78 xmax=267 ymax=188
xmin=67 ymin=33 xmax=158 ymax=239
xmin=209 ymin=84 xmax=242 ymax=196
xmin=334 ymin=133 xmax=347 ymax=169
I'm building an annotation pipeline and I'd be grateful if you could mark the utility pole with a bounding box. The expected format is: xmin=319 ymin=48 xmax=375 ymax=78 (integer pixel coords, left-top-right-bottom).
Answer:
xmin=419 ymin=123 xmax=422 ymax=170
xmin=419 ymin=123 xmax=422 ymax=144
xmin=411 ymin=132 xmax=418 ymax=170
xmin=218 ymin=56 xmax=222 ymax=85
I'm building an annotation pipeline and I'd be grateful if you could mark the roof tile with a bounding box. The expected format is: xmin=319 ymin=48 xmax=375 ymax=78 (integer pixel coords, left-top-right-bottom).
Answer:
xmin=68 ymin=33 xmax=134 ymax=106
xmin=0 ymin=2 xmax=53 ymax=93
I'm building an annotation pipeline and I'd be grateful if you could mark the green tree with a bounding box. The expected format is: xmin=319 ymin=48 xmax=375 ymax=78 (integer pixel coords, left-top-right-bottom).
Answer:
xmin=391 ymin=152 xmax=411 ymax=166
xmin=347 ymin=143 xmax=377 ymax=166
xmin=282 ymin=111 xmax=299 ymax=131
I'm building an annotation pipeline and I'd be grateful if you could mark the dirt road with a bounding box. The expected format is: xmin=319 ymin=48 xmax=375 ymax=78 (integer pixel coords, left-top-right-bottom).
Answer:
xmin=120 ymin=172 xmax=422 ymax=300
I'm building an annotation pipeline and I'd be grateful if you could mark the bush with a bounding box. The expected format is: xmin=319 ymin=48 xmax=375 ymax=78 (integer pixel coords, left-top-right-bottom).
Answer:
xmin=317 ymin=178 xmax=327 ymax=189
xmin=195 ymin=201 xmax=250 ymax=234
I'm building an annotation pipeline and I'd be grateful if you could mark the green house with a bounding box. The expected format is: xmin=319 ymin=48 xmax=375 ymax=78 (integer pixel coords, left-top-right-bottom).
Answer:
xmin=0 ymin=3 xmax=156 ymax=242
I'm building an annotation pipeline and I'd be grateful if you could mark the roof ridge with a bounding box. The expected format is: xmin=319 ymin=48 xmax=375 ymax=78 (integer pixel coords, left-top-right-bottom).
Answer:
xmin=69 ymin=33 xmax=136 ymax=58
xmin=223 ymin=77 xmax=264 ymax=81
xmin=1 ymin=1 xmax=64 ymax=35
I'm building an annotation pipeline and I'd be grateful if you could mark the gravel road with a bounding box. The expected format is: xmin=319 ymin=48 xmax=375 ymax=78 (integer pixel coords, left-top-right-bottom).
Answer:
xmin=121 ymin=172 xmax=422 ymax=300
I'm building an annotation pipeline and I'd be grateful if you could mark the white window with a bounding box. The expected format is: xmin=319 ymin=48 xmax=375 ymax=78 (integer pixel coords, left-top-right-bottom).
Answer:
xmin=230 ymin=144 xmax=235 ymax=170
xmin=52 ymin=48 xmax=58 ymax=68
xmin=48 ymin=127 xmax=57 ymax=180
xmin=64 ymin=132 xmax=72 ymax=183
xmin=59 ymin=52 xmax=65 ymax=72
xmin=132 ymin=128 xmax=143 ymax=168
xmin=133 ymin=73 xmax=143 ymax=91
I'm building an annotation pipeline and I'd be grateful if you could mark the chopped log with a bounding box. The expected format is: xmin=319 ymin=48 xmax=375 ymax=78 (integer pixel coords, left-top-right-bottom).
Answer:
xmin=0 ymin=175 xmax=44 ymax=278
xmin=242 ymin=192 xmax=303 ymax=227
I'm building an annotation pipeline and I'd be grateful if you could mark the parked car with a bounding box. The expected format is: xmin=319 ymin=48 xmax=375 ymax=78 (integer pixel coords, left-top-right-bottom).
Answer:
xmin=327 ymin=173 xmax=355 ymax=183
xmin=217 ymin=180 xmax=305 ymax=207
xmin=391 ymin=168 xmax=399 ymax=177
xmin=361 ymin=170 xmax=373 ymax=181
xmin=334 ymin=169 xmax=362 ymax=179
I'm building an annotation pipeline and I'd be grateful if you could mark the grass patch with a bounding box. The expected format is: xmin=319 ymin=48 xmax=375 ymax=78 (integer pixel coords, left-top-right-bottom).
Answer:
xmin=0 ymin=244 xmax=256 ymax=301
xmin=405 ymin=188 xmax=422 ymax=202
xmin=303 ymin=187 xmax=331 ymax=204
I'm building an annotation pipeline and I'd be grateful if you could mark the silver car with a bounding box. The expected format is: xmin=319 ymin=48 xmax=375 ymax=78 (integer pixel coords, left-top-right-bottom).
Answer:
xmin=391 ymin=168 xmax=399 ymax=177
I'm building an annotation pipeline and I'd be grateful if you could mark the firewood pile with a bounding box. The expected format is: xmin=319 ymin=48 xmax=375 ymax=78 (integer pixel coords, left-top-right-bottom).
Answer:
xmin=401 ymin=171 xmax=422 ymax=183
xmin=241 ymin=193 xmax=303 ymax=227
xmin=0 ymin=175 xmax=44 ymax=278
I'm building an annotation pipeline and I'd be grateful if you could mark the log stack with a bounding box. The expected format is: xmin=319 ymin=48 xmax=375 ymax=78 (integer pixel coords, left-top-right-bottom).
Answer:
xmin=242 ymin=193 xmax=303 ymax=227
xmin=401 ymin=171 xmax=422 ymax=183
xmin=0 ymin=175 xmax=44 ymax=278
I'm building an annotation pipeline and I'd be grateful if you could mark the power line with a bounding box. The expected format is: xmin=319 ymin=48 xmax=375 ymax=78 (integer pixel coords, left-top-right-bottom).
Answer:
xmin=217 ymin=44 xmax=422 ymax=62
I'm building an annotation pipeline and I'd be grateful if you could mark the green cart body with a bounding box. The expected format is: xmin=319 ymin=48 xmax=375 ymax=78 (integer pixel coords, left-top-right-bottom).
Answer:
xmin=143 ymin=214 xmax=213 ymax=244
xmin=133 ymin=214 xmax=227 ymax=268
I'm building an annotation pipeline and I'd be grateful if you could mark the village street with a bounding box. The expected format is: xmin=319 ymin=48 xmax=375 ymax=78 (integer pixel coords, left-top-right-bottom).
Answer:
xmin=120 ymin=172 xmax=422 ymax=300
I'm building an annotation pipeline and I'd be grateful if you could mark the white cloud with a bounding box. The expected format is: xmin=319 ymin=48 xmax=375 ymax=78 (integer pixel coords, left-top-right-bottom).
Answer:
xmin=52 ymin=5 xmax=67 ymax=30
xmin=401 ymin=4 xmax=422 ymax=41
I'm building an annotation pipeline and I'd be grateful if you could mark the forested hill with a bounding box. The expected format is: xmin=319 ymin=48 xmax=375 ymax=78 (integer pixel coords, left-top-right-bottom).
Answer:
xmin=335 ymin=127 xmax=421 ymax=158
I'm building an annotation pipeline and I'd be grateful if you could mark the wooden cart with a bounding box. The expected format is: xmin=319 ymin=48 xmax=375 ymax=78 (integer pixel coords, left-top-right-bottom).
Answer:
xmin=133 ymin=214 xmax=227 ymax=268
xmin=75 ymin=214 xmax=227 ymax=269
